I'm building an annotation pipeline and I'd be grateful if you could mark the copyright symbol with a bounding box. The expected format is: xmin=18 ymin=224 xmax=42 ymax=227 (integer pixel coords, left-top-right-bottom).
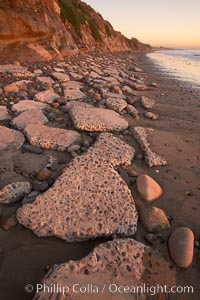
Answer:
xmin=25 ymin=284 xmax=34 ymax=293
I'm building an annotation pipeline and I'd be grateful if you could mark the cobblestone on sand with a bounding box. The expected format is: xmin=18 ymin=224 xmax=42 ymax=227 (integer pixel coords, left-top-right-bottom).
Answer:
xmin=17 ymin=133 xmax=138 ymax=242
xmin=0 ymin=125 xmax=24 ymax=150
xmin=137 ymin=174 xmax=163 ymax=202
xmin=24 ymin=124 xmax=81 ymax=151
xmin=168 ymin=227 xmax=194 ymax=268
xmin=33 ymin=238 xmax=176 ymax=300
xmin=12 ymin=110 xmax=48 ymax=130
xmin=11 ymin=100 xmax=47 ymax=113
xmin=140 ymin=207 xmax=170 ymax=232
xmin=34 ymin=89 xmax=60 ymax=104
xmin=0 ymin=182 xmax=31 ymax=204
xmin=67 ymin=101 xmax=128 ymax=132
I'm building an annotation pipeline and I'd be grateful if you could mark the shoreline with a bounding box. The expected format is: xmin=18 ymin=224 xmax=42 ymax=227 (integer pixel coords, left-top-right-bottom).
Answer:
xmin=0 ymin=51 xmax=199 ymax=299
xmin=144 ymin=50 xmax=200 ymax=91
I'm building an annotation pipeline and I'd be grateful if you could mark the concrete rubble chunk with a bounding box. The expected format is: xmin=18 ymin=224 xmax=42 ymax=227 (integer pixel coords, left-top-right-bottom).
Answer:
xmin=0 ymin=106 xmax=10 ymax=120
xmin=52 ymin=72 xmax=70 ymax=83
xmin=12 ymin=110 xmax=48 ymax=130
xmin=11 ymin=100 xmax=47 ymax=113
xmin=53 ymin=67 xmax=65 ymax=73
xmin=0 ymin=64 xmax=33 ymax=76
xmin=33 ymin=238 xmax=176 ymax=300
xmin=62 ymin=81 xmax=85 ymax=101
xmin=122 ymin=85 xmax=138 ymax=95
xmin=102 ymin=76 xmax=119 ymax=85
xmin=0 ymin=125 xmax=24 ymax=150
xmin=24 ymin=124 xmax=81 ymax=151
xmin=67 ymin=101 xmax=128 ymax=132
xmin=10 ymin=80 xmax=32 ymax=90
xmin=69 ymin=72 xmax=83 ymax=81
xmin=87 ymin=71 xmax=100 ymax=79
xmin=34 ymin=69 xmax=43 ymax=76
xmin=37 ymin=77 xmax=54 ymax=86
xmin=102 ymin=92 xmax=126 ymax=99
xmin=104 ymin=98 xmax=127 ymax=112
xmin=132 ymin=127 xmax=167 ymax=167
xmin=34 ymin=89 xmax=60 ymax=103
xmin=17 ymin=133 xmax=138 ymax=242
xmin=126 ymin=104 xmax=140 ymax=119
xmin=132 ymin=66 xmax=142 ymax=72
xmin=144 ymin=111 xmax=158 ymax=120
xmin=4 ymin=85 xmax=19 ymax=93
xmin=141 ymin=96 xmax=155 ymax=109
xmin=130 ymin=82 xmax=148 ymax=91
xmin=0 ymin=182 xmax=31 ymax=204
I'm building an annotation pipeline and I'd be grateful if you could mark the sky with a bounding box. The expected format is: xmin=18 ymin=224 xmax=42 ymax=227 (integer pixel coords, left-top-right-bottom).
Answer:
xmin=83 ymin=0 xmax=200 ymax=49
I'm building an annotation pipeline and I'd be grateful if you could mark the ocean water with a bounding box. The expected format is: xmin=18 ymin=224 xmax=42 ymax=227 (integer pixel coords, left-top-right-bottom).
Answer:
xmin=146 ymin=50 xmax=200 ymax=89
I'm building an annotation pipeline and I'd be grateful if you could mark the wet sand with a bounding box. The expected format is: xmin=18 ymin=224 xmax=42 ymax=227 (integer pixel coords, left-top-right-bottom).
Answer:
xmin=134 ymin=53 xmax=200 ymax=300
xmin=0 ymin=52 xmax=200 ymax=300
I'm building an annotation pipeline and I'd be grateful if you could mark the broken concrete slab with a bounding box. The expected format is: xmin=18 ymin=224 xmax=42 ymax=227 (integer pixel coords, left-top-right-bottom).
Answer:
xmin=34 ymin=89 xmax=60 ymax=104
xmin=12 ymin=110 xmax=48 ymax=130
xmin=10 ymin=80 xmax=32 ymax=90
xmin=69 ymin=72 xmax=83 ymax=81
xmin=132 ymin=127 xmax=167 ymax=167
xmin=104 ymin=98 xmax=127 ymax=113
xmin=130 ymin=82 xmax=148 ymax=91
xmin=0 ymin=125 xmax=24 ymax=151
xmin=0 ymin=64 xmax=33 ymax=76
xmin=144 ymin=112 xmax=159 ymax=120
xmin=126 ymin=104 xmax=140 ymax=119
xmin=33 ymin=238 xmax=176 ymax=300
xmin=62 ymin=81 xmax=85 ymax=101
xmin=141 ymin=96 xmax=155 ymax=109
xmin=0 ymin=182 xmax=31 ymax=204
xmin=37 ymin=77 xmax=54 ymax=86
xmin=17 ymin=133 xmax=137 ymax=242
xmin=67 ymin=101 xmax=128 ymax=132
xmin=52 ymin=72 xmax=70 ymax=83
xmin=102 ymin=92 xmax=126 ymax=100
xmin=24 ymin=124 xmax=81 ymax=151
xmin=0 ymin=106 xmax=10 ymax=121
xmin=122 ymin=85 xmax=138 ymax=96
xmin=11 ymin=100 xmax=47 ymax=113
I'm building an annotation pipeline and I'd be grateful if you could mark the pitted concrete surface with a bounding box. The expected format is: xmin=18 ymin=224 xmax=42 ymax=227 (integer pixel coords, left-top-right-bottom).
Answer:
xmin=17 ymin=133 xmax=138 ymax=242
xmin=67 ymin=101 xmax=128 ymax=132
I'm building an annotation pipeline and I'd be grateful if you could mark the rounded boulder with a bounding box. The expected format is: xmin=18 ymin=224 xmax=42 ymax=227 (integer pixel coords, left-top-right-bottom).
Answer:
xmin=136 ymin=174 xmax=163 ymax=201
xmin=168 ymin=227 xmax=194 ymax=268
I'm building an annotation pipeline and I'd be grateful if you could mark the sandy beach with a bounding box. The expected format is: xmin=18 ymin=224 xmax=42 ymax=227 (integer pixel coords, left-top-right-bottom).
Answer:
xmin=0 ymin=51 xmax=199 ymax=300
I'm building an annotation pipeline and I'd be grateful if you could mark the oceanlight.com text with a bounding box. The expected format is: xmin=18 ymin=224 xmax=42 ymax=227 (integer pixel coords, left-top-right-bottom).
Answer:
xmin=25 ymin=283 xmax=194 ymax=296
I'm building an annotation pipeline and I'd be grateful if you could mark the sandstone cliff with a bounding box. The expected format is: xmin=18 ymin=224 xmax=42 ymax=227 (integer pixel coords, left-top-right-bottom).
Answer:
xmin=0 ymin=0 xmax=150 ymax=63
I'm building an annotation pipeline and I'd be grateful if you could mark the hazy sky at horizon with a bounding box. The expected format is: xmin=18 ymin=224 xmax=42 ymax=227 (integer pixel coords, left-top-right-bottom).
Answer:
xmin=83 ymin=0 xmax=200 ymax=49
